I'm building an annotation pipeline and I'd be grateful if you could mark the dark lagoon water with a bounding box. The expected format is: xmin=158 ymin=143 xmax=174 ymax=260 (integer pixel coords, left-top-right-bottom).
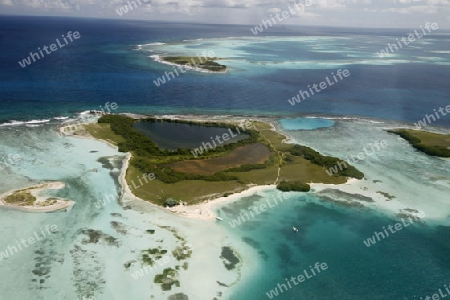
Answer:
xmin=132 ymin=121 xmax=248 ymax=150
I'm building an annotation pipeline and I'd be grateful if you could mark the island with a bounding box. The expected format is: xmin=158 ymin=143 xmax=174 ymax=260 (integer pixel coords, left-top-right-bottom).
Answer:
xmin=387 ymin=129 xmax=450 ymax=157
xmin=161 ymin=56 xmax=227 ymax=72
xmin=80 ymin=115 xmax=364 ymax=207
xmin=0 ymin=181 xmax=75 ymax=212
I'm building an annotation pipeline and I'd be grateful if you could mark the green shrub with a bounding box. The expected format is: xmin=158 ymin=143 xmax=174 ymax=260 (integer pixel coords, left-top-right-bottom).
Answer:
xmin=276 ymin=181 xmax=310 ymax=192
xmin=164 ymin=198 xmax=179 ymax=207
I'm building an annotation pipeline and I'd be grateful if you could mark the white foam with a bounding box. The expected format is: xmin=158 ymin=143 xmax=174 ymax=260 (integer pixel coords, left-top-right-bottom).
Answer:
xmin=0 ymin=119 xmax=50 ymax=127
xmin=0 ymin=120 xmax=25 ymax=127
xmin=27 ymin=119 xmax=50 ymax=124
xmin=144 ymin=42 xmax=166 ymax=46
xmin=78 ymin=110 xmax=92 ymax=115
xmin=430 ymin=50 xmax=450 ymax=54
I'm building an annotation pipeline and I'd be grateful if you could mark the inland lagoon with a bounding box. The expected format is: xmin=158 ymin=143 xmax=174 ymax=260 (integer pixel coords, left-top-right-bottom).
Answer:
xmin=132 ymin=119 xmax=249 ymax=150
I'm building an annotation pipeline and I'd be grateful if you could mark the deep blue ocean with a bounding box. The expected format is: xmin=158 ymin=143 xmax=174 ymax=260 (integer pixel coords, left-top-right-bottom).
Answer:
xmin=1 ymin=16 xmax=449 ymax=126
xmin=1 ymin=16 xmax=450 ymax=300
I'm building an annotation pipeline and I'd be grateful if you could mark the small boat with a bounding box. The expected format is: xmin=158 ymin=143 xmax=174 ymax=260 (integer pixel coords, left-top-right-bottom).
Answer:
xmin=216 ymin=216 xmax=223 ymax=221
xmin=293 ymin=226 xmax=298 ymax=232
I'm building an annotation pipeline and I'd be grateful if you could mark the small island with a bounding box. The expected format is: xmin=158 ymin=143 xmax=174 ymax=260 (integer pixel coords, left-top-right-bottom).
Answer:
xmin=388 ymin=129 xmax=450 ymax=157
xmin=161 ymin=56 xmax=227 ymax=72
xmin=81 ymin=115 xmax=364 ymax=207
xmin=0 ymin=181 xmax=74 ymax=212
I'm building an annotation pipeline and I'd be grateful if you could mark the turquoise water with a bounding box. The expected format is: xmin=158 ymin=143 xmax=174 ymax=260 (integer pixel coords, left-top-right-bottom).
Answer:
xmin=279 ymin=118 xmax=335 ymax=130
xmin=1 ymin=119 xmax=266 ymax=300
xmin=219 ymin=190 xmax=450 ymax=299
xmin=216 ymin=117 xmax=450 ymax=300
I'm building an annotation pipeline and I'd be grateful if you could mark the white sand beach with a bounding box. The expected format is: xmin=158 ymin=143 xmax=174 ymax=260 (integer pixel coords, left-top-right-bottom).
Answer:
xmin=168 ymin=184 xmax=277 ymax=220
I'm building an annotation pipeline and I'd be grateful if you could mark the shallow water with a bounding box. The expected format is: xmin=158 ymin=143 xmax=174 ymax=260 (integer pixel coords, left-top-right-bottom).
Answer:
xmin=216 ymin=117 xmax=450 ymax=300
xmin=218 ymin=190 xmax=450 ymax=299
xmin=0 ymin=122 xmax=248 ymax=300
xmin=279 ymin=118 xmax=335 ymax=130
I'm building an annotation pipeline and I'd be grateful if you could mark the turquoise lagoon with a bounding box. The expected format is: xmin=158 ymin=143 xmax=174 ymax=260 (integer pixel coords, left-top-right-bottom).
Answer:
xmin=279 ymin=118 xmax=335 ymax=131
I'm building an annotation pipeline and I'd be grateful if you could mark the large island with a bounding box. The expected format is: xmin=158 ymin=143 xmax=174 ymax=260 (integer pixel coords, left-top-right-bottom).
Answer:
xmin=80 ymin=115 xmax=364 ymax=208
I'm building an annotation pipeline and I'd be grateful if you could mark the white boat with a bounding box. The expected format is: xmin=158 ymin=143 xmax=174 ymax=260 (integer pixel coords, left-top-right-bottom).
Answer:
xmin=216 ymin=216 xmax=223 ymax=221
xmin=293 ymin=226 xmax=298 ymax=232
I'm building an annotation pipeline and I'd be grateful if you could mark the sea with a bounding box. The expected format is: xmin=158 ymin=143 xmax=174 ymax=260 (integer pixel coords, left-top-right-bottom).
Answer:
xmin=0 ymin=16 xmax=450 ymax=300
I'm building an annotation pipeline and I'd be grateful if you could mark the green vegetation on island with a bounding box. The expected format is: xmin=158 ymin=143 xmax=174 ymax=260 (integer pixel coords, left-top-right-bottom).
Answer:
xmin=276 ymin=181 xmax=311 ymax=192
xmin=162 ymin=56 xmax=227 ymax=72
xmin=287 ymin=144 xmax=365 ymax=179
xmin=4 ymin=191 xmax=36 ymax=206
xmin=387 ymin=129 xmax=450 ymax=157
xmin=1 ymin=185 xmax=65 ymax=208
xmin=83 ymin=115 xmax=364 ymax=206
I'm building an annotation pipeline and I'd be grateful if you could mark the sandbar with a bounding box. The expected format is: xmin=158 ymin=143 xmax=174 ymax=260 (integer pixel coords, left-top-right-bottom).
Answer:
xmin=0 ymin=181 xmax=75 ymax=212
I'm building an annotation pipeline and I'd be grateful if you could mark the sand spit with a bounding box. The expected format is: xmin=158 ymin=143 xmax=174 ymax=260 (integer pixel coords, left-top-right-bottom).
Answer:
xmin=0 ymin=181 xmax=74 ymax=212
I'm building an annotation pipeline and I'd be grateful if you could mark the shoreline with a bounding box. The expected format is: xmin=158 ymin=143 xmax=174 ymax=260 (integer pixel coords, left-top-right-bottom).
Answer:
xmin=70 ymin=115 xmax=273 ymax=208
xmin=72 ymin=114 xmax=367 ymax=221
xmin=66 ymin=113 xmax=433 ymax=223
xmin=0 ymin=181 xmax=75 ymax=213
xmin=310 ymin=178 xmax=427 ymax=220
xmin=115 ymin=127 xmax=276 ymax=218
xmin=169 ymin=184 xmax=277 ymax=220
xmin=82 ymin=115 xmax=288 ymax=218
xmin=170 ymin=178 xmax=366 ymax=221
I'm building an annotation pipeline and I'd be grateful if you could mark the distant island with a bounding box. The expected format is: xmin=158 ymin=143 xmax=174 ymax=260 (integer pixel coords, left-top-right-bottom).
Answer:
xmin=388 ymin=129 xmax=450 ymax=157
xmin=79 ymin=115 xmax=363 ymax=207
xmin=161 ymin=56 xmax=227 ymax=72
